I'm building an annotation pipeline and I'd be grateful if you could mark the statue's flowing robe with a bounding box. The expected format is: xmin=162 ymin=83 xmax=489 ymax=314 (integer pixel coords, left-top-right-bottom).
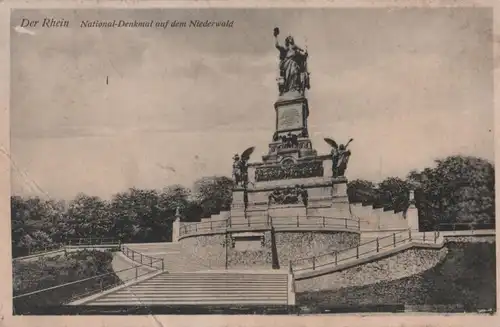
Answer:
xmin=331 ymin=149 xmax=340 ymax=171
xmin=337 ymin=150 xmax=351 ymax=174
xmin=238 ymin=160 xmax=248 ymax=183
xmin=232 ymin=162 xmax=241 ymax=182
xmin=281 ymin=48 xmax=307 ymax=93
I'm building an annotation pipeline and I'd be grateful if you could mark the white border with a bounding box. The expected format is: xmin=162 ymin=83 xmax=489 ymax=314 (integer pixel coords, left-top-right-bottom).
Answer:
xmin=0 ymin=1 xmax=498 ymax=326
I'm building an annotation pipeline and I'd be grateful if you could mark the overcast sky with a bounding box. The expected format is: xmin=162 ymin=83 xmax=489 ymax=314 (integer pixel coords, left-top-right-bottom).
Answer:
xmin=10 ymin=8 xmax=494 ymax=200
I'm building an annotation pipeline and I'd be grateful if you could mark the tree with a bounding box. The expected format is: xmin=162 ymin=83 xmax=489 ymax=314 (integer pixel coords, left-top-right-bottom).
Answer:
xmin=127 ymin=188 xmax=165 ymax=242
xmin=109 ymin=191 xmax=138 ymax=242
xmin=18 ymin=230 xmax=53 ymax=252
xmin=192 ymin=176 xmax=234 ymax=217
xmin=408 ymin=155 xmax=495 ymax=229
xmin=159 ymin=184 xmax=202 ymax=225
xmin=159 ymin=185 xmax=191 ymax=213
xmin=65 ymin=194 xmax=111 ymax=240
xmin=11 ymin=196 xmax=65 ymax=256
xmin=434 ymin=156 xmax=494 ymax=224
xmin=347 ymin=179 xmax=376 ymax=203
xmin=377 ymin=177 xmax=410 ymax=213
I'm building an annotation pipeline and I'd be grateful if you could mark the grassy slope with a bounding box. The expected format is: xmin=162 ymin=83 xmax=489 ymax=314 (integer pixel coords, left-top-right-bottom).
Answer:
xmin=13 ymin=250 xmax=119 ymax=313
xmin=297 ymin=242 xmax=496 ymax=310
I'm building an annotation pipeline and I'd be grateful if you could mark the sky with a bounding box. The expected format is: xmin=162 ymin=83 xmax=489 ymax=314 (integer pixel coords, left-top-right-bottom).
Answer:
xmin=10 ymin=8 xmax=494 ymax=200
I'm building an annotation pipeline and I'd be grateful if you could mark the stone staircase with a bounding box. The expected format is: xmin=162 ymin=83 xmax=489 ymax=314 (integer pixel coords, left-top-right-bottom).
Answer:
xmin=78 ymin=272 xmax=290 ymax=305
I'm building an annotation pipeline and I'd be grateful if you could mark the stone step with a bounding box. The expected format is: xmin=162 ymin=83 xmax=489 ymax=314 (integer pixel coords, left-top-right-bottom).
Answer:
xmin=128 ymin=283 xmax=287 ymax=288
xmin=88 ymin=298 xmax=287 ymax=306
xmin=125 ymin=287 xmax=287 ymax=292
xmin=94 ymin=295 xmax=288 ymax=302
xmin=82 ymin=271 xmax=290 ymax=306
xmin=130 ymin=283 xmax=286 ymax=289
xmin=103 ymin=290 xmax=288 ymax=296
xmin=154 ymin=273 xmax=286 ymax=278
xmin=146 ymin=277 xmax=287 ymax=282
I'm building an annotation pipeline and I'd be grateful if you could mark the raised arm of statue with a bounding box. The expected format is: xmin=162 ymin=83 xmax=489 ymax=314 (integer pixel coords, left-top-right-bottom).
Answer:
xmin=275 ymin=36 xmax=282 ymax=50
xmin=275 ymin=37 xmax=287 ymax=60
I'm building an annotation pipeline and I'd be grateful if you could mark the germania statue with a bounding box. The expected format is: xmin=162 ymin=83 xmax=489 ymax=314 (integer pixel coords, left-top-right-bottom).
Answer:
xmin=274 ymin=27 xmax=310 ymax=96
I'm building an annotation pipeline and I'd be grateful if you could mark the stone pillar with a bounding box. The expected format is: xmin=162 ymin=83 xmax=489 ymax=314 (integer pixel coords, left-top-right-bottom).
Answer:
xmin=323 ymin=157 xmax=333 ymax=178
xmin=332 ymin=179 xmax=348 ymax=203
xmin=172 ymin=208 xmax=181 ymax=243
xmin=406 ymin=190 xmax=419 ymax=232
xmin=274 ymin=96 xmax=309 ymax=139
xmin=230 ymin=188 xmax=247 ymax=218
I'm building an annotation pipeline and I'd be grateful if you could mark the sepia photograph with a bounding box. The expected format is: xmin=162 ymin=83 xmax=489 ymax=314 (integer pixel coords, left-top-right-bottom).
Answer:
xmin=8 ymin=7 xmax=496 ymax=315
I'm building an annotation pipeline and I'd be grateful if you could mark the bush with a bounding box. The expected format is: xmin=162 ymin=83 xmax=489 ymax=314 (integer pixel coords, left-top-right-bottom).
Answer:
xmin=13 ymin=250 xmax=119 ymax=313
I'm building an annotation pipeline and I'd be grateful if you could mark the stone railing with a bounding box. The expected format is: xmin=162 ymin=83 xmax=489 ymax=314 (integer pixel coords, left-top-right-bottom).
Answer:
xmin=290 ymin=229 xmax=441 ymax=274
xmin=120 ymin=245 xmax=165 ymax=271
xmin=433 ymin=222 xmax=495 ymax=232
xmin=178 ymin=215 xmax=360 ymax=238
xmin=13 ymin=237 xmax=121 ymax=262
xmin=13 ymin=264 xmax=156 ymax=311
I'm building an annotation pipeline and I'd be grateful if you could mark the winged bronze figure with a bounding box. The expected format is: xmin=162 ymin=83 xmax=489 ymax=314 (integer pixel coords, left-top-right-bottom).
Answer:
xmin=232 ymin=146 xmax=255 ymax=187
xmin=324 ymin=138 xmax=353 ymax=177
xmin=324 ymin=138 xmax=338 ymax=149
xmin=240 ymin=147 xmax=255 ymax=162
xmin=323 ymin=138 xmax=353 ymax=149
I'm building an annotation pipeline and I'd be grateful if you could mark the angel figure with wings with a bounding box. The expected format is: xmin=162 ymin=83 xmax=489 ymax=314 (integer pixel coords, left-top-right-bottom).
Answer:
xmin=232 ymin=147 xmax=255 ymax=186
xmin=324 ymin=138 xmax=353 ymax=177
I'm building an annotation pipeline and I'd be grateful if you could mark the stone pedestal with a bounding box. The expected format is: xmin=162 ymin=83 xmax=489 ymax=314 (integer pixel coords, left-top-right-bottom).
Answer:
xmin=229 ymin=83 xmax=353 ymax=226
xmin=406 ymin=190 xmax=420 ymax=232
xmin=172 ymin=216 xmax=181 ymax=243
xmin=274 ymin=96 xmax=309 ymax=138
xmin=263 ymin=95 xmax=317 ymax=166
xmin=230 ymin=169 xmax=352 ymax=223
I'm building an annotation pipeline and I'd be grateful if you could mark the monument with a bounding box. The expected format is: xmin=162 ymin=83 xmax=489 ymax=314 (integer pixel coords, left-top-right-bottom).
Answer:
xmin=230 ymin=27 xmax=354 ymax=226
xmin=176 ymin=28 xmax=361 ymax=272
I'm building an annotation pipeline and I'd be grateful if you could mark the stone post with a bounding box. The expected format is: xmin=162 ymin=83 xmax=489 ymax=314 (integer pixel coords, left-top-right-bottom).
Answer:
xmin=172 ymin=207 xmax=181 ymax=243
xmin=406 ymin=190 xmax=419 ymax=232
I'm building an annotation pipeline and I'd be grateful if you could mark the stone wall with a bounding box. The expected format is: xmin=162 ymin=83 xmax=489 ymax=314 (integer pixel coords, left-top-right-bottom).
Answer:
xmin=350 ymin=203 xmax=408 ymax=230
xmin=275 ymin=231 xmax=359 ymax=267
xmin=179 ymin=233 xmax=226 ymax=269
xmin=443 ymin=234 xmax=495 ymax=243
xmin=179 ymin=230 xmax=360 ymax=270
xmin=295 ymin=246 xmax=448 ymax=293
xmin=227 ymin=231 xmax=273 ymax=269
xmin=227 ymin=231 xmax=359 ymax=269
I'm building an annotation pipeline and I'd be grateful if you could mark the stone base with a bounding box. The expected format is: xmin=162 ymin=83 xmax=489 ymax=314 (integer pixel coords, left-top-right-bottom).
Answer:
xmin=232 ymin=232 xmax=266 ymax=251
xmin=231 ymin=175 xmax=351 ymax=223
xmin=274 ymin=96 xmax=309 ymax=138
xmin=268 ymin=204 xmax=307 ymax=219
xmin=179 ymin=230 xmax=360 ymax=270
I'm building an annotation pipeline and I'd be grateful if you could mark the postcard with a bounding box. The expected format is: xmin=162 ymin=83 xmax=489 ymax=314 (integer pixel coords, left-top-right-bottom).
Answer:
xmin=1 ymin=1 xmax=498 ymax=326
